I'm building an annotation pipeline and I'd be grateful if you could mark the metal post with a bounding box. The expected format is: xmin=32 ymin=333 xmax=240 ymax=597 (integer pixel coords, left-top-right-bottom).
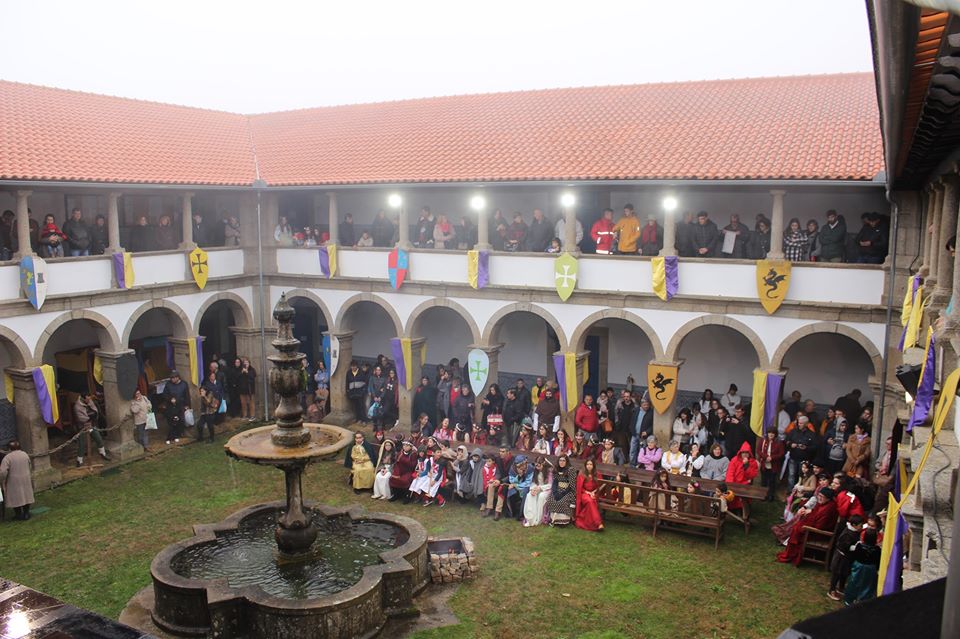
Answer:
xmin=255 ymin=188 xmax=270 ymax=421
xmin=875 ymin=198 xmax=899 ymax=460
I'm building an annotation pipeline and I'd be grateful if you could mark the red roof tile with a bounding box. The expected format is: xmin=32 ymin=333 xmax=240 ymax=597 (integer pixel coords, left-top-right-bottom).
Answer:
xmin=0 ymin=81 xmax=255 ymax=186
xmin=0 ymin=73 xmax=884 ymax=187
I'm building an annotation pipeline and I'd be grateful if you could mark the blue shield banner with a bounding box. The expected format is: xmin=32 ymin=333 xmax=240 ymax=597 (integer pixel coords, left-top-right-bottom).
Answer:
xmin=19 ymin=255 xmax=48 ymax=310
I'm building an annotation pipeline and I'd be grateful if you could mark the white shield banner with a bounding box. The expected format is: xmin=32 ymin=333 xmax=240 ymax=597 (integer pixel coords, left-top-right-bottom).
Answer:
xmin=466 ymin=348 xmax=490 ymax=397
xmin=329 ymin=335 xmax=340 ymax=377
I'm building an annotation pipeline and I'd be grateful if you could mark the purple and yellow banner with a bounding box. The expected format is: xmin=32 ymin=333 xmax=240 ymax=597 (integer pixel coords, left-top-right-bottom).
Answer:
xmin=467 ymin=250 xmax=489 ymax=289
xmin=551 ymin=352 xmax=579 ymax=412
xmin=318 ymin=245 xmax=338 ymax=279
xmin=188 ymin=336 xmax=204 ymax=386
xmin=112 ymin=251 xmax=135 ymax=289
xmin=907 ymin=327 xmax=935 ymax=432
xmin=651 ymin=255 xmax=678 ymax=301
xmin=390 ymin=337 xmax=415 ymax=391
xmin=900 ymin=279 xmax=924 ymax=352
xmin=32 ymin=364 xmax=59 ymax=425
xmin=750 ymin=369 xmax=784 ymax=437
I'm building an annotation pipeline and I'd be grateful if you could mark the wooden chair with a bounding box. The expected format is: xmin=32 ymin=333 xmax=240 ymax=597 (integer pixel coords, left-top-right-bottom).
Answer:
xmin=799 ymin=526 xmax=834 ymax=568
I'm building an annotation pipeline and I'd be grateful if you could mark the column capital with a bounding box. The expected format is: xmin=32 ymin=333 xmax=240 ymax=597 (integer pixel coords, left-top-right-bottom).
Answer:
xmin=940 ymin=173 xmax=960 ymax=188
xmin=94 ymin=348 xmax=136 ymax=361
xmin=15 ymin=189 xmax=32 ymax=198
xmin=648 ymin=358 xmax=686 ymax=368
xmin=229 ymin=326 xmax=263 ymax=337
xmin=468 ymin=342 xmax=504 ymax=354
xmin=326 ymin=191 xmax=338 ymax=199
xmin=769 ymin=189 xmax=786 ymax=197
xmin=108 ymin=191 xmax=122 ymax=199
xmin=3 ymin=366 xmax=38 ymax=383
xmin=407 ymin=336 xmax=427 ymax=348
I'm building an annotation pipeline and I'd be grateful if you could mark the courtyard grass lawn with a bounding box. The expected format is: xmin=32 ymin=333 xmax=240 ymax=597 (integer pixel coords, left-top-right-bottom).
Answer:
xmin=0 ymin=432 xmax=836 ymax=639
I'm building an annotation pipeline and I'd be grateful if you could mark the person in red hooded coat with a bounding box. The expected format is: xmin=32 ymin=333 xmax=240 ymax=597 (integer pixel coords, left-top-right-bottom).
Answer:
xmin=724 ymin=441 xmax=760 ymax=510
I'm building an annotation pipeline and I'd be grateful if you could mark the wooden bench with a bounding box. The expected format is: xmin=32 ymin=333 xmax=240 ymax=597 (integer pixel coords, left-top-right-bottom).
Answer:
xmin=385 ymin=428 xmax=766 ymax=533
xmin=596 ymin=478 xmax=726 ymax=548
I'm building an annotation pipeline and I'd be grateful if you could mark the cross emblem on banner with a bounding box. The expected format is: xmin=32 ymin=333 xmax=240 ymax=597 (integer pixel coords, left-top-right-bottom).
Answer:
xmin=192 ymin=254 xmax=207 ymax=273
xmin=555 ymin=265 xmax=576 ymax=288
xmin=470 ymin=360 xmax=487 ymax=381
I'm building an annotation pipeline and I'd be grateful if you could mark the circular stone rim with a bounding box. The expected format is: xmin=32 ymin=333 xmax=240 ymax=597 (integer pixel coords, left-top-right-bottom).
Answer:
xmin=224 ymin=423 xmax=354 ymax=464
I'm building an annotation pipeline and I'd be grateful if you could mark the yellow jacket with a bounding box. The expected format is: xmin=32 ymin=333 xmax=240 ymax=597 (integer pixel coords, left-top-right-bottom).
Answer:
xmin=614 ymin=216 xmax=642 ymax=253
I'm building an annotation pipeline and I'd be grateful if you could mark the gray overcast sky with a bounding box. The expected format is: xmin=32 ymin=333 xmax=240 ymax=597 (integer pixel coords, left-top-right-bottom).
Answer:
xmin=0 ymin=0 xmax=873 ymax=113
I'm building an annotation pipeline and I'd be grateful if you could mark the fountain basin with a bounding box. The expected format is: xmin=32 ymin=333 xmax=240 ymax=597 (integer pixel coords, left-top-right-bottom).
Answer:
xmin=224 ymin=423 xmax=353 ymax=465
xmin=150 ymin=502 xmax=429 ymax=639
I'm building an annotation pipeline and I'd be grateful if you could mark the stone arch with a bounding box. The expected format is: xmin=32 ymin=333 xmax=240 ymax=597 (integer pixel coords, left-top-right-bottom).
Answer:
xmin=280 ymin=288 xmax=335 ymax=331
xmin=121 ymin=299 xmax=192 ymax=346
xmin=664 ymin=315 xmax=769 ymax=368
xmin=406 ymin=299 xmax=482 ymax=344
xmin=569 ymin=309 xmax=665 ymax=359
xmin=192 ymin=291 xmax=254 ymax=330
xmin=771 ymin=322 xmax=883 ymax=378
xmin=335 ymin=293 xmax=404 ymax=337
xmin=35 ymin=309 xmax=122 ymax=364
xmin=0 ymin=325 xmax=31 ymax=368
xmin=481 ymin=302 xmax=569 ymax=351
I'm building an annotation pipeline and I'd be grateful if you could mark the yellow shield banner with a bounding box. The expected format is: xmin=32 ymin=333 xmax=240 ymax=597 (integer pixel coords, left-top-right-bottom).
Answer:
xmin=554 ymin=253 xmax=578 ymax=302
xmin=647 ymin=362 xmax=678 ymax=415
xmin=189 ymin=247 xmax=209 ymax=290
xmin=756 ymin=259 xmax=791 ymax=315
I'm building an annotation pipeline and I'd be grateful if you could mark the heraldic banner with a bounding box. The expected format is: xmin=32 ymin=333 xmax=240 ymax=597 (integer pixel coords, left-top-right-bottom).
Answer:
xmin=755 ymin=259 xmax=791 ymax=314
xmin=647 ymin=362 xmax=678 ymax=414
xmin=189 ymin=247 xmax=209 ymax=290
xmin=554 ymin=253 xmax=578 ymax=301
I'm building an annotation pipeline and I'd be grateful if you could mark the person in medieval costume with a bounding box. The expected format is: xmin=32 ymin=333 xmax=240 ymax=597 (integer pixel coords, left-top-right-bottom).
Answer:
xmin=344 ymin=431 xmax=377 ymax=491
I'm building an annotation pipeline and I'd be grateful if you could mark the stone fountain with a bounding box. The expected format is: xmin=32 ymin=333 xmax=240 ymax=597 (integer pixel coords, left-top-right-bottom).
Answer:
xmin=133 ymin=294 xmax=429 ymax=639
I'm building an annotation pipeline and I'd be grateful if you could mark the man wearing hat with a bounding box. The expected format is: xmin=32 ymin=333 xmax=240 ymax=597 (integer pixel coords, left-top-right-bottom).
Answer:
xmin=163 ymin=370 xmax=190 ymax=444
xmin=638 ymin=214 xmax=663 ymax=256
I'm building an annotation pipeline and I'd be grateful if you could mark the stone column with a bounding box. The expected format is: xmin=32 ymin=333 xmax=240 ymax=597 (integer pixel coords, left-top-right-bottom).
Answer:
xmin=107 ymin=192 xmax=122 ymax=252
xmin=179 ymin=192 xmax=195 ymax=249
xmin=323 ymin=330 xmax=356 ymax=427
xmin=933 ymin=174 xmax=960 ymax=308
xmin=96 ymin=350 xmax=144 ymax=460
xmin=649 ymin=360 xmax=683 ymax=446
xmin=475 ymin=208 xmax=491 ymax=250
xmin=396 ymin=203 xmax=411 ymax=250
xmin=563 ymin=207 xmax=579 ymax=254
xmin=4 ymin=367 xmax=62 ymax=490
xmin=327 ymin=192 xmax=339 ymax=246
xmin=397 ymin=338 xmax=427 ymax=429
xmin=167 ymin=338 xmax=202 ymax=414
xmin=230 ymin=327 xmax=268 ymax=419
xmin=468 ymin=343 xmax=503 ymax=428
xmin=660 ymin=211 xmax=677 ymax=256
xmin=767 ymin=190 xmax=786 ymax=259
xmin=920 ymin=185 xmax=937 ymax=277
xmin=928 ymin=182 xmax=945 ymax=290
xmin=14 ymin=190 xmax=32 ymax=257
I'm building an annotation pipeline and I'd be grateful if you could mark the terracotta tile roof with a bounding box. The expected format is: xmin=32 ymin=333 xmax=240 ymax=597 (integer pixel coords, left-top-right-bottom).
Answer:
xmin=1 ymin=73 xmax=883 ymax=187
xmin=0 ymin=81 xmax=255 ymax=185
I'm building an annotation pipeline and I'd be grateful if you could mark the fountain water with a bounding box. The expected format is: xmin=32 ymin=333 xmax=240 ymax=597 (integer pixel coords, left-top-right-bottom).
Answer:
xmin=140 ymin=294 xmax=429 ymax=638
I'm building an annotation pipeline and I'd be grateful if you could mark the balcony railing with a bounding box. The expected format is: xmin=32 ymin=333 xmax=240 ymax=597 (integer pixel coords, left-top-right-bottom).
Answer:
xmin=277 ymin=247 xmax=886 ymax=306
xmin=0 ymin=248 xmax=245 ymax=301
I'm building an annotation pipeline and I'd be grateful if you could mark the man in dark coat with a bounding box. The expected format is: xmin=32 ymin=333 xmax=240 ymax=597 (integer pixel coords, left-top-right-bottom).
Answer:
xmin=692 ymin=211 xmax=720 ymax=257
xmin=340 ymin=213 xmax=356 ymax=247
xmin=515 ymin=378 xmax=533 ymax=417
xmin=724 ymin=405 xmax=752 ymax=461
xmin=526 ymin=209 xmax=552 ymax=252
xmin=501 ymin=389 xmax=526 ymax=448
xmin=818 ymin=210 xmax=847 ymax=262
xmin=676 ymin=212 xmax=696 ymax=257
xmin=62 ymin=207 xmax=92 ymax=256
xmin=450 ymin=383 xmax=475 ymax=429
xmin=613 ymin=392 xmax=636 ymax=453
xmin=411 ymin=376 xmax=438 ymax=426
xmin=855 ymin=212 xmax=887 ymax=264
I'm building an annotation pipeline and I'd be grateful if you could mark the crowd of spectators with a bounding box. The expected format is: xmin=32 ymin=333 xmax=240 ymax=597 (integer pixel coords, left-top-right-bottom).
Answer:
xmin=0 ymin=207 xmax=238 ymax=260
xmin=338 ymin=354 xmax=891 ymax=604
xmin=326 ymin=205 xmax=888 ymax=263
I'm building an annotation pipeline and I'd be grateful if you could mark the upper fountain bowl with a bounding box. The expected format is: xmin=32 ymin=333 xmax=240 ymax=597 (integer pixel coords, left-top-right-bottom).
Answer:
xmin=224 ymin=423 xmax=353 ymax=466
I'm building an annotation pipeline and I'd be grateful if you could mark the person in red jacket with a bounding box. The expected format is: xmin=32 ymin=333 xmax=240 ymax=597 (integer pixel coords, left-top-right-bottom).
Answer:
xmin=725 ymin=441 xmax=759 ymax=510
xmin=757 ymin=430 xmax=785 ymax=501
xmin=388 ymin=441 xmax=418 ymax=502
xmin=777 ymin=487 xmax=838 ymax=565
xmin=574 ymin=395 xmax=599 ymax=436
xmin=591 ymin=208 xmax=616 ymax=254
